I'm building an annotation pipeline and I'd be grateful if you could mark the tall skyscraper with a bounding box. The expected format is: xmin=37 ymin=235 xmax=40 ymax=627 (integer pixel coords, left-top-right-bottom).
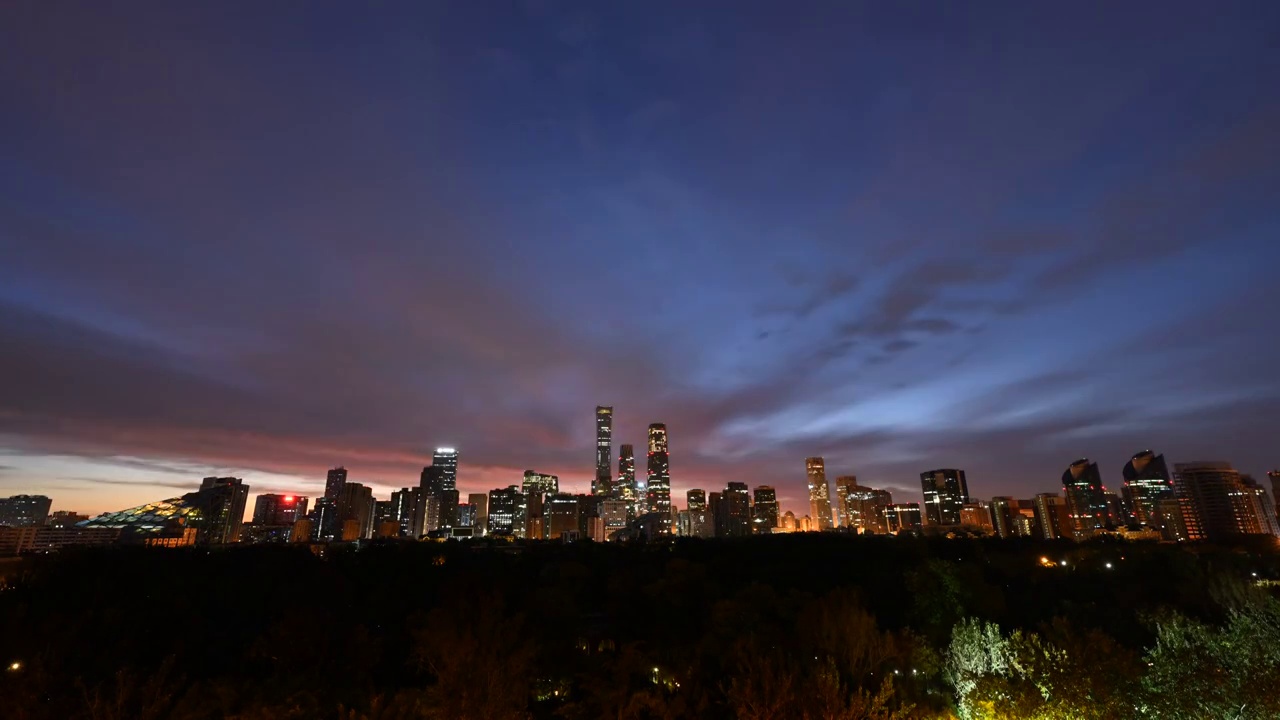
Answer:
xmin=324 ymin=467 xmax=348 ymax=501
xmin=806 ymin=457 xmax=833 ymax=531
xmin=989 ymin=496 xmax=1016 ymax=539
xmin=920 ymin=468 xmax=969 ymax=526
xmin=1174 ymin=462 xmax=1265 ymax=540
xmin=594 ymin=406 xmax=614 ymax=497
xmin=433 ymin=448 xmax=459 ymax=491
xmin=833 ymin=475 xmax=858 ymax=528
xmin=752 ymin=486 xmax=779 ymax=533
xmin=189 ymin=477 xmax=249 ymax=544
xmin=646 ymin=424 xmax=671 ymax=531
xmin=0 ymin=495 xmax=52 ymax=527
xmin=687 ymin=489 xmax=707 ymax=512
xmin=337 ymin=482 xmax=375 ymax=540
xmin=252 ymin=494 xmax=309 ymax=525
xmin=1062 ymin=459 xmax=1110 ymax=538
xmin=522 ymin=470 xmax=559 ymax=499
xmin=487 ymin=486 xmax=526 ymax=537
xmin=618 ymin=444 xmax=638 ymax=516
xmin=1121 ymin=450 xmax=1174 ymax=527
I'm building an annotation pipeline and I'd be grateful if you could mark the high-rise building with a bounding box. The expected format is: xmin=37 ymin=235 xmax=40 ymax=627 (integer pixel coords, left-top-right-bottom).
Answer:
xmin=433 ymin=448 xmax=459 ymax=490
xmin=468 ymin=493 xmax=488 ymax=535
xmin=594 ymin=406 xmax=614 ymax=497
xmin=781 ymin=511 xmax=797 ymax=531
xmin=324 ymin=467 xmax=348 ymax=502
xmin=989 ymin=497 xmax=1016 ymax=539
xmin=833 ymin=475 xmax=858 ymax=528
xmin=618 ymin=444 xmax=638 ymax=517
xmin=806 ymin=457 xmax=834 ymax=531
xmin=457 ymin=502 xmax=477 ymax=529
xmin=646 ymin=424 xmax=671 ymax=531
xmin=920 ymin=469 xmax=969 ymax=526
xmin=1269 ymin=471 xmax=1280 ymax=520
xmin=487 ymin=486 xmax=525 ymax=537
xmin=884 ymin=503 xmax=923 ymax=533
xmin=960 ymin=502 xmax=993 ymax=531
xmin=752 ymin=486 xmax=779 ymax=533
xmin=310 ymin=498 xmax=337 ymax=541
xmin=1121 ymin=451 xmax=1174 ymax=527
xmin=189 ymin=477 xmax=249 ymax=544
xmin=716 ymin=482 xmax=751 ymax=537
xmin=390 ymin=487 xmax=418 ymax=537
xmin=1174 ymin=462 xmax=1264 ymax=540
xmin=687 ymin=489 xmax=707 ymax=512
xmin=252 ymin=494 xmax=309 ymax=526
xmin=1061 ymin=459 xmax=1111 ymax=539
xmin=545 ymin=493 xmax=581 ymax=540
xmin=522 ymin=470 xmax=559 ymax=499
xmin=601 ymin=499 xmax=629 ymax=538
xmin=337 ymin=482 xmax=375 ymax=540
xmin=49 ymin=510 xmax=89 ymax=528
xmin=1032 ymin=493 xmax=1071 ymax=540
xmin=0 ymin=495 xmax=52 ymax=527
xmin=1241 ymin=477 xmax=1280 ymax=537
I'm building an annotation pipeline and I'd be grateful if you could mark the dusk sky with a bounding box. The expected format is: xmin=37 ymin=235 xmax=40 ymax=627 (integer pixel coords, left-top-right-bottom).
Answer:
xmin=2 ymin=2 xmax=1278 ymax=517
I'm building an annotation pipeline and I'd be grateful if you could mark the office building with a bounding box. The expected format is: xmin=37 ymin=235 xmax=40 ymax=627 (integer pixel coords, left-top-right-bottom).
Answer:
xmin=687 ymin=489 xmax=707 ymax=512
xmin=390 ymin=488 xmax=419 ymax=538
xmin=324 ymin=467 xmax=348 ymax=501
xmin=833 ymin=475 xmax=858 ymax=528
xmin=289 ymin=518 xmax=313 ymax=543
xmin=337 ymin=482 xmax=375 ymax=540
xmin=1121 ymin=451 xmax=1174 ymax=527
xmin=187 ymin=477 xmax=249 ymax=544
xmin=960 ymin=502 xmax=993 ymax=531
xmin=601 ymin=499 xmax=629 ymax=536
xmin=468 ymin=493 xmax=488 ymax=535
xmin=715 ymin=482 xmax=751 ymax=537
xmin=545 ymin=493 xmax=581 ymax=541
xmin=646 ymin=424 xmax=671 ymax=531
xmin=0 ymin=495 xmax=52 ymax=527
xmin=845 ymin=486 xmax=892 ymax=533
xmin=1241 ymin=477 xmax=1280 ymax=537
xmin=594 ymin=406 xmax=614 ymax=497
xmin=1270 ymin=471 xmax=1280 ymax=515
xmin=310 ymin=498 xmax=337 ymax=541
xmin=618 ymin=444 xmax=638 ymax=517
xmin=1174 ymin=462 xmax=1264 ymax=540
xmin=522 ymin=470 xmax=559 ymax=499
xmin=752 ymin=486 xmax=779 ymax=533
xmin=49 ymin=510 xmax=89 ymax=528
xmin=884 ymin=503 xmax=923 ymax=533
xmin=252 ymin=494 xmax=309 ymax=526
xmin=433 ymin=448 xmax=459 ymax=490
xmin=989 ymin=497 xmax=1016 ymax=539
xmin=487 ymin=485 xmax=526 ymax=537
xmin=920 ymin=469 xmax=969 ymax=526
xmin=1061 ymin=459 xmax=1110 ymax=539
xmin=806 ymin=457 xmax=834 ymax=531
xmin=1032 ymin=493 xmax=1071 ymax=540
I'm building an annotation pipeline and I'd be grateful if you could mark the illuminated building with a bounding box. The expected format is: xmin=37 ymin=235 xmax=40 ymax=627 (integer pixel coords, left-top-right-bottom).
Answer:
xmin=1121 ymin=451 xmax=1174 ymax=527
xmin=1270 ymin=471 xmax=1280 ymax=511
xmin=433 ymin=448 xmax=459 ymax=490
xmin=310 ymin=498 xmax=337 ymax=541
xmin=989 ymin=497 xmax=1016 ymax=539
xmin=190 ymin=477 xmax=249 ymax=544
xmin=1032 ymin=493 xmax=1071 ymax=540
xmin=337 ymin=483 xmax=375 ymax=540
xmin=390 ymin=488 xmax=418 ymax=537
xmin=252 ymin=494 xmax=309 ymax=526
xmin=676 ymin=510 xmax=692 ymax=537
xmin=289 ymin=518 xmax=313 ymax=543
xmin=920 ymin=469 xmax=968 ymax=526
xmin=602 ymin=499 xmax=629 ymax=536
xmin=486 ymin=486 xmax=525 ymax=537
xmin=468 ymin=493 xmax=488 ymax=535
xmin=960 ymin=502 xmax=993 ymax=531
xmin=1174 ymin=462 xmax=1264 ymax=540
xmin=522 ymin=470 xmax=559 ymax=499
xmin=883 ymin=503 xmax=923 ymax=533
xmin=799 ymin=515 xmax=813 ymax=532
xmin=1242 ymin=477 xmax=1280 ymax=537
xmin=324 ymin=467 xmax=348 ymax=501
xmin=1155 ymin=497 xmax=1197 ymax=541
xmin=687 ymin=489 xmax=707 ymax=512
xmin=376 ymin=520 xmax=400 ymax=538
xmin=1012 ymin=513 xmax=1035 ymax=537
xmin=594 ymin=406 xmax=614 ymax=497
xmin=618 ymin=444 xmax=638 ymax=517
xmin=806 ymin=457 xmax=834 ymax=530
xmin=781 ymin=511 xmax=797 ymax=530
xmin=587 ymin=516 xmax=605 ymax=542
xmin=1061 ymin=460 xmax=1111 ymax=539
xmin=752 ymin=486 xmax=779 ymax=533
xmin=457 ymin=502 xmax=477 ymax=529
xmin=49 ymin=511 xmax=89 ymax=528
xmin=0 ymin=495 xmax=51 ymax=527
xmin=833 ymin=475 xmax=858 ymax=528
xmin=715 ymin=482 xmax=751 ymax=537
xmin=845 ymin=486 xmax=892 ymax=533
xmin=439 ymin=489 xmax=460 ymax=529
xmin=545 ymin=493 xmax=581 ymax=540
xmin=645 ymin=424 xmax=671 ymax=532
xmin=79 ymin=497 xmax=203 ymax=537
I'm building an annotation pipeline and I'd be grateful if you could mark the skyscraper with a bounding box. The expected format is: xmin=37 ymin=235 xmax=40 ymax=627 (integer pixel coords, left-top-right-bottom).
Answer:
xmin=545 ymin=493 xmax=581 ymax=540
xmin=1241 ymin=477 xmax=1280 ymax=537
xmin=752 ymin=486 xmax=779 ymax=533
xmin=337 ymin=482 xmax=375 ymax=540
xmin=646 ymin=424 xmax=671 ymax=531
xmin=390 ymin=487 xmax=419 ymax=537
xmin=487 ymin=486 xmax=526 ymax=537
xmin=1121 ymin=450 xmax=1174 ymax=527
xmin=884 ymin=503 xmax=923 ymax=533
xmin=468 ymin=493 xmax=488 ymax=535
xmin=989 ymin=496 xmax=1016 ymax=539
xmin=833 ymin=475 xmax=858 ymax=528
xmin=920 ymin=468 xmax=969 ymax=526
xmin=1174 ymin=462 xmax=1264 ymax=540
xmin=0 ymin=495 xmax=52 ymax=527
xmin=687 ymin=489 xmax=707 ymax=512
xmin=1061 ymin=459 xmax=1110 ymax=539
xmin=715 ymin=482 xmax=751 ymax=537
xmin=847 ymin=486 xmax=892 ymax=533
xmin=189 ymin=477 xmax=249 ymax=544
xmin=433 ymin=448 xmax=459 ymax=491
xmin=806 ymin=457 xmax=833 ymax=531
xmin=522 ymin=470 xmax=559 ymax=499
xmin=1032 ymin=493 xmax=1071 ymax=540
xmin=617 ymin=444 xmax=637 ymax=516
xmin=594 ymin=406 xmax=614 ymax=497
xmin=252 ymin=494 xmax=309 ymax=525
xmin=324 ymin=467 xmax=348 ymax=501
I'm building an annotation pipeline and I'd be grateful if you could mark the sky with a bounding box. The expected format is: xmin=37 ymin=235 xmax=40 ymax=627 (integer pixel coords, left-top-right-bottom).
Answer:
xmin=1 ymin=1 xmax=1279 ymax=518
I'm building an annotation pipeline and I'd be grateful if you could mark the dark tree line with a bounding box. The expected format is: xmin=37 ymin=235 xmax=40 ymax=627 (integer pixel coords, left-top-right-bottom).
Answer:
xmin=1 ymin=534 xmax=1278 ymax=719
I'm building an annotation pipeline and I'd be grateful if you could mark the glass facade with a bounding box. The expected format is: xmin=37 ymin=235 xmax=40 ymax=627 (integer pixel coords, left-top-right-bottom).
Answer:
xmin=920 ymin=468 xmax=969 ymax=526
xmin=646 ymin=424 xmax=671 ymax=531
xmin=594 ymin=406 xmax=613 ymax=497
xmin=806 ymin=457 xmax=833 ymax=531
xmin=79 ymin=497 xmax=203 ymax=534
xmin=1061 ymin=460 xmax=1110 ymax=538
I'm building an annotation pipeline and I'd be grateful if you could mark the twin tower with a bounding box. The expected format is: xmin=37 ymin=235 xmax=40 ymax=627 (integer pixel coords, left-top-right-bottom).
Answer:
xmin=594 ymin=406 xmax=671 ymax=526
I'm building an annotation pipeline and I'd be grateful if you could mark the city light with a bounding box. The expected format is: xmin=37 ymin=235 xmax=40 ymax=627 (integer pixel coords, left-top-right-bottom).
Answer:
xmin=7 ymin=661 xmax=20 ymax=671
xmin=1105 ymin=562 xmax=1113 ymax=569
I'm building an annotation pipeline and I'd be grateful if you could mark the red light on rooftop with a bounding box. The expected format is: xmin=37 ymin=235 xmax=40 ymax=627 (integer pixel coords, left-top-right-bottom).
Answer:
xmin=284 ymin=495 xmax=295 ymax=503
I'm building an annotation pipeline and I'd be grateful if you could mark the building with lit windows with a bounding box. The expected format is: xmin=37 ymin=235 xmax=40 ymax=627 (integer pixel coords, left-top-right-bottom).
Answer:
xmin=752 ymin=486 xmax=779 ymax=533
xmin=252 ymin=494 xmax=309 ymax=526
xmin=714 ymin=482 xmax=751 ymax=537
xmin=1032 ymin=493 xmax=1071 ymax=540
xmin=989 ymin=497 xmax=1016 ymax=538
xmin=845 ymin=486 xmax=892 ymax=533
xmin=645 ymin=424 xmax=671 ymax=531
xmin=1121 ymin=451 xmax=1174 ymax=527
xmin=189 ymin=477 xmax=249 ymax=544
xmin=0 ymin=495 xmax=52 ymax=527
xmin=618 ymin=444 xmax=637 ymax=516
xmin=522 ymin=470 xmax=559 ymax=499
xmin=433 ymin=448 xmax=459 ymax=490
xmin=49 ymin=511 xmax=89 ymax=528
xmin=79 ymin=497 xmax=203 ymax=537
xmin=337 ymin=482 xmax=375 ymax=540
xmin=601 ymin=499 xmax=629 ymax=537
xmin=467 ymin=493 xmax=488 ymax=535
xmin=324 ymin=467 xmax=348 ymax=501
xmin=390 ymin=488 xmax=419 ymax=537
xmin=920 ymin=468 xmax=968 ymax=526
xmin=833 ymin=475 xmax=858 ymax=528
xmin=884 ymin=503 xmax=923 ymax=533
xmin=1061 ymin=459 xmax=1111 ymax=539
xmin=487 ymin=485 xmax=525 ymax=537
xmin=806 ymin=457 xmax=833 ymax=531
xmin=1241 ymin=477 xmax=1280 ymax=537
xmin=959 ymin=502 xmax=993 ymax=531
xmin=594 ymin=406 xmax=614 ymax=497
xmin=1174 ymin=462 xmax=1264 ymax=540
xmin=687 ymin=489 xmax=707 ymax=511
xmin=545 ymin=493 xmax=581 ymax=540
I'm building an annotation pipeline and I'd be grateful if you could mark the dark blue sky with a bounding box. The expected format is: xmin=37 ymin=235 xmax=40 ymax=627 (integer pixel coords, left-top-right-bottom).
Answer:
xmin=2 ymin=1 xmax=1278 ymax=515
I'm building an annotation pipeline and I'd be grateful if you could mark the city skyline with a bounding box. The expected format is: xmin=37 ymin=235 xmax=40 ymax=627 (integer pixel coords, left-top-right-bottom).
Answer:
xmin=3 ymin=3 xmax=1280 ymax=517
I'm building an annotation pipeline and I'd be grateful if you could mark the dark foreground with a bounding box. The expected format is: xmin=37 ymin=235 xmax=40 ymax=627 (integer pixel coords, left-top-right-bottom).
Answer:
xmin=2 ymin=535 xmax=1279 ymax=719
